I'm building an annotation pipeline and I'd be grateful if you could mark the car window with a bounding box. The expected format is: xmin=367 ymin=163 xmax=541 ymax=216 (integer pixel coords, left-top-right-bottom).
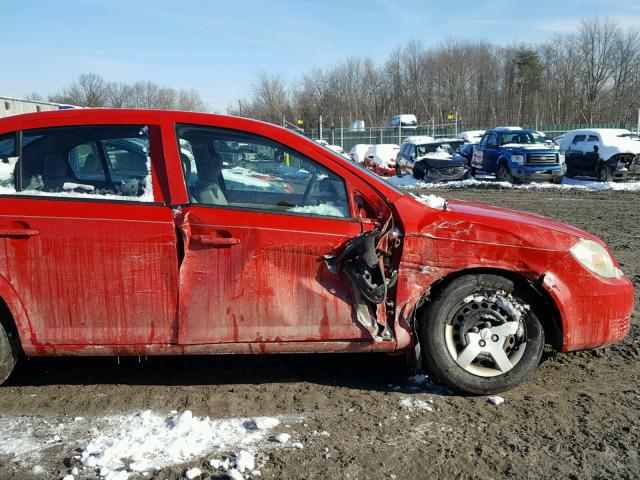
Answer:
xmin=572 ymin=135 xmax=586 ymax=144
xmin=587 ymin=135 xmax=599 ymax=142
xmin=0 ymin=132 xmax=18 ymax=192
xmin=176 ymin=124 xmax=351 ymax=219
xmin=486 ymin=134 xmax=497 ymax=148
xmin=17 ymin=125 xmax=154 ymax=201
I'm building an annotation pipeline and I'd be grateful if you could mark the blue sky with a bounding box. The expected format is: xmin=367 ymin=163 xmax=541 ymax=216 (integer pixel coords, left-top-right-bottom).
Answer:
xmin=2 ymin=0 xmax=640 ymax=112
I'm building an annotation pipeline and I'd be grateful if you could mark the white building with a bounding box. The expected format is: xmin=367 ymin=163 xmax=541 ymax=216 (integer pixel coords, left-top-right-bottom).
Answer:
xmin=0 ymin=96 xmax=76 ymax=118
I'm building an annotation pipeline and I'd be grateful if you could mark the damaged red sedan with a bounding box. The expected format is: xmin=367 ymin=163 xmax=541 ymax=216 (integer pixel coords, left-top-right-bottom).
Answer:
xmin=0 ymin=109 xmax=634 ymax=394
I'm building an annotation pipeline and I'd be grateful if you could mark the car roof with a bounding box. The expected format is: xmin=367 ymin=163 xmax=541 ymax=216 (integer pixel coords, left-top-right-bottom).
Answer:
xmin=489 ymin=126 xmax=524 ymax=132
xmin=0 ymin=108 xmax=279 ymax=132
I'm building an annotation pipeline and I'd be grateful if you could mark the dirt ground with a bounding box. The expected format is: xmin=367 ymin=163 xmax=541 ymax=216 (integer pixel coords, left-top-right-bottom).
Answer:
xmin=1 ymin=188 xmax=638 ymax=480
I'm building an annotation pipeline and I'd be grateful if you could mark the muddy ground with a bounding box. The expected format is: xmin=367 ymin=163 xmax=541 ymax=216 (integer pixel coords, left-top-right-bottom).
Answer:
xmin=1 ymin=188 xmax=639 ymax=480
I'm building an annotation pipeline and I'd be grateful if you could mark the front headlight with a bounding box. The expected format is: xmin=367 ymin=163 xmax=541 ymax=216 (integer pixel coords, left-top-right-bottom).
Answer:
xmin=559 ymin=153 xmax=565 ymax=164
xmin=570 ymin=239 xmax=622 ymax=278
xmin=511 ymin=154 xmax=525 ymax=165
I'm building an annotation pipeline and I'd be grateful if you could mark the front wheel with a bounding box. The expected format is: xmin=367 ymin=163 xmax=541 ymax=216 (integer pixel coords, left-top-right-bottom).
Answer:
xmin=419 ymin=274 xmax=544 ymax=395
xmin=598 ymin=164 xmax=613 ymax=182
xmin=496 ymin=163 xmax=515 ymax=183
xmin=552 ymin=175 xmax=563 ymax=184
xmin=412 ymin=162 xmax=426 ymax=180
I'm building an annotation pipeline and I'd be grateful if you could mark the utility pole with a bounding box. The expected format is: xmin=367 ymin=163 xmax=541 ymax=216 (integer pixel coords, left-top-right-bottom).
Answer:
xmin=319 ymin=115 xmax=323 ymax=142
xmin=637 ymin=108 xmax=639 ymax=135
xmin=340 ymin=117 xmax=344 ymax=147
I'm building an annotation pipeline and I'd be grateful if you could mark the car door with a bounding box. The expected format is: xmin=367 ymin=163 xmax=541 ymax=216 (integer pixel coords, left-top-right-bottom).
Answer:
xmin=0 ymin=123 xmax=179 ymax=346
xmin=583 ymin=135 xmax=601 ymax=175
xmin=569 ymin=134 xmax=587 ymax=174
xmin=174 ymin=124 xmax=379 ymax=344
xmin=483 ymin=133 xmax=499 ymax=172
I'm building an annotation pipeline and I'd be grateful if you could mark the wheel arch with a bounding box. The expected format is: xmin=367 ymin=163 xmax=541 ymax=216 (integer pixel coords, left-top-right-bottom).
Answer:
xmin=0 ymin=275 xmax=32 ymax=353
xmin=413 ymin=267 xmax=563 ymax=349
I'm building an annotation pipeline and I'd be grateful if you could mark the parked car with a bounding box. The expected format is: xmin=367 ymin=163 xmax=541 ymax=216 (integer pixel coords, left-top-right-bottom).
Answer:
xmin=326 ymin=144 xmax=350 ymax=160
xmin=364 ymin=144 xmax=401 ymax=175
xmin=348 ymin=120 xmax=365 ymax=132
xmin=457 ymin=130 xmax=485 ymax=163
xmin=388 ymin=114 xmax=417 ymax=129
xmin=397 ymin=139 xmax=469 ymax=181
xmin=349 ymin=143 xmax=372 ymax=164
xmin=558 ymin=129 xmax=640 ymax=182
xmin=0 ymin=109 xmax=634 ymax=395
xmin=473 ymin=127 xmax=566 ymax=183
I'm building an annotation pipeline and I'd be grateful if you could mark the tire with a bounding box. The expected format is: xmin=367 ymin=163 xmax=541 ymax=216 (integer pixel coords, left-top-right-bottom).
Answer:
xmin=0 ymin=320 xmax=18 ymax=385
xmin=496 ymin=162 xmax=515 ymax=183
xmin=419 ymin=274 xmax=544 ymax=395
xmin=552 ymin=175 xmax=563 ymax=184
xmin=598 ymin=164 xmax=613 ymax=182
xmin=412 ymin=162 xmax=426 ymax=180
xmin=565 ymin=164 xmax=575 ymax=179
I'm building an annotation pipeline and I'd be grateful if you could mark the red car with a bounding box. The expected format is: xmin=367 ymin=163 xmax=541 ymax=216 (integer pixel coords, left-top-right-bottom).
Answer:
xmin=0 ymin=109 xmax=634 ymax=394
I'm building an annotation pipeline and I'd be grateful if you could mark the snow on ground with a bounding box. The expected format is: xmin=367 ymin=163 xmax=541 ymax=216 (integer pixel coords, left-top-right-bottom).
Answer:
xmin=388 ymin=174 xmax=640 ymax=192
xmin=0 ymin=411 xmax=292 ymax=479
xmin=399 ymin=398 xmax=435 ymax=412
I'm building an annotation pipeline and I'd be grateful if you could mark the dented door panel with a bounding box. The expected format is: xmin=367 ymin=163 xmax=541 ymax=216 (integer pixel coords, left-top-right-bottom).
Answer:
xmin=177 ymin=207 xmax=372 ymax=344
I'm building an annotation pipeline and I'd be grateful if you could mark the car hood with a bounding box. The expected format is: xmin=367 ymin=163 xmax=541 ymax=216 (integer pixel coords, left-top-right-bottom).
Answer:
xmin=402 ymin=196 xmax=600 ymax=253
xmin=420 ymin=156 xmax=467 ymax=168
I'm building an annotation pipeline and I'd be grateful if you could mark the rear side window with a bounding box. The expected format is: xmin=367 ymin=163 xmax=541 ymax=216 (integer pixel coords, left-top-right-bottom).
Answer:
xmin=0 ymin=133 xmax=17 ymax=192
xmin=587 ymin=135 xmax=599 ymax=142
xmin=18 ymin=125 xmax=154 ymax=201
xmin=572 ymin=135 xmax=586 ymax=144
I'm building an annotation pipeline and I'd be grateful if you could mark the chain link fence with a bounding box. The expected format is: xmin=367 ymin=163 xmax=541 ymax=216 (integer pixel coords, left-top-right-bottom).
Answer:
xmin=304 ymin=121 xmax=633 ymax=153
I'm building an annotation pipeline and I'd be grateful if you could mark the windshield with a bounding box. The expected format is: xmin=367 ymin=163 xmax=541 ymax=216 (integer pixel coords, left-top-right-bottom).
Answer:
xmin=417 ymin=143 xmax=456 ymax=156
xmin=498 ymin=132 xmax=544 ymax=145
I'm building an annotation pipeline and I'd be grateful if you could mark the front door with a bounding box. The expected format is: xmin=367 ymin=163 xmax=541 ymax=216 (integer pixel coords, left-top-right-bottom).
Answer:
xmin=0 ymin=124 xmax=179 ymax=346
xmin=175 ymin=125 xmax=372 ymax=344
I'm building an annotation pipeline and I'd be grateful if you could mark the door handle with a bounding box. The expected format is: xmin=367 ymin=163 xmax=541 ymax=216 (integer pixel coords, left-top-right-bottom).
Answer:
xmin=0 ymin=228 xmax=39 ymax=238
xmin=192 ymin=234 xmax=241 ymax=246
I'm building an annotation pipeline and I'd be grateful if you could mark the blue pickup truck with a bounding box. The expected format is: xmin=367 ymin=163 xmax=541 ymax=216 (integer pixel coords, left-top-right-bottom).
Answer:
xmin=472 ymin=127 xmax=565 ymax=183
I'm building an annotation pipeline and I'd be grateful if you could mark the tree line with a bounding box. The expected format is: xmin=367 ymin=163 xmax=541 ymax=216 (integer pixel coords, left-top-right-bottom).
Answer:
xmin=27 ymin=73 xmax=208 ymax=112
xmin=229 ymin=18 xmax=640 ymax=130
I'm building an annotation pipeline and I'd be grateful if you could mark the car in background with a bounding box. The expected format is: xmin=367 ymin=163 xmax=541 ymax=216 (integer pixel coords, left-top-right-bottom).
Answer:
xmin=349 ymin=144 xmax=372 ymax=164
xmin=327 ymin=144 xmax=350 ymax=160
xmin=473 ymin=127 xmax=565 ymax=183
xmin=457 ymin=130 xmax=485 ymax=163
xmin=364 ymin=144 xmax=401 ymax=175
xmin=0 ymin=109 xmax=634 ymax=396
xmin=558 ymin=129 xmax=640 ymax=182
xmin=348 ymin=120 xmax=365 ymax=132
xmin=397 ymin=139 xmax=469 ymax=181
xmin=388 ymin=114 xmax=417 ymax=129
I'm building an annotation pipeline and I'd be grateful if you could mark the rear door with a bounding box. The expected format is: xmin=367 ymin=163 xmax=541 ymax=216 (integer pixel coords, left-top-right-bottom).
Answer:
xmin=568 ymin=134 xmax=587 ymax=174
xmin=175 ymin=124 xmax=377 ymax=344
xmin=0 ymin=123 xmax=179 ymax=346
xmin=483 ymin=133 xmax=499 ymax=172
xmin=583 ymin=134 xmax=601 ymax=174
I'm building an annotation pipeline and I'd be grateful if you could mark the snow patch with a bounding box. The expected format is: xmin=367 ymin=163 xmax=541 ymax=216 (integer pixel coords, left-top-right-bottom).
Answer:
xmin=399 ymin=398 xmax=434 ymax=412
xmin=388 ymin=174 xmax=640 ymax=192
xmin=245 ymin=417 xmax=281 ymax=430
xmin=410 ymin=193 xmax=447 ymax=210
xmin=78 ymin=410 xmax=278 ymax=475
xmin=289 ymin=202 xmax=348 ymax=217
xmin=185 ymin=467 xmax=202 ymax=479
xmin=487 ymin=396 xmax=505 ymax=405
xmin=273 ymin=433 xmax=291 ymax=444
